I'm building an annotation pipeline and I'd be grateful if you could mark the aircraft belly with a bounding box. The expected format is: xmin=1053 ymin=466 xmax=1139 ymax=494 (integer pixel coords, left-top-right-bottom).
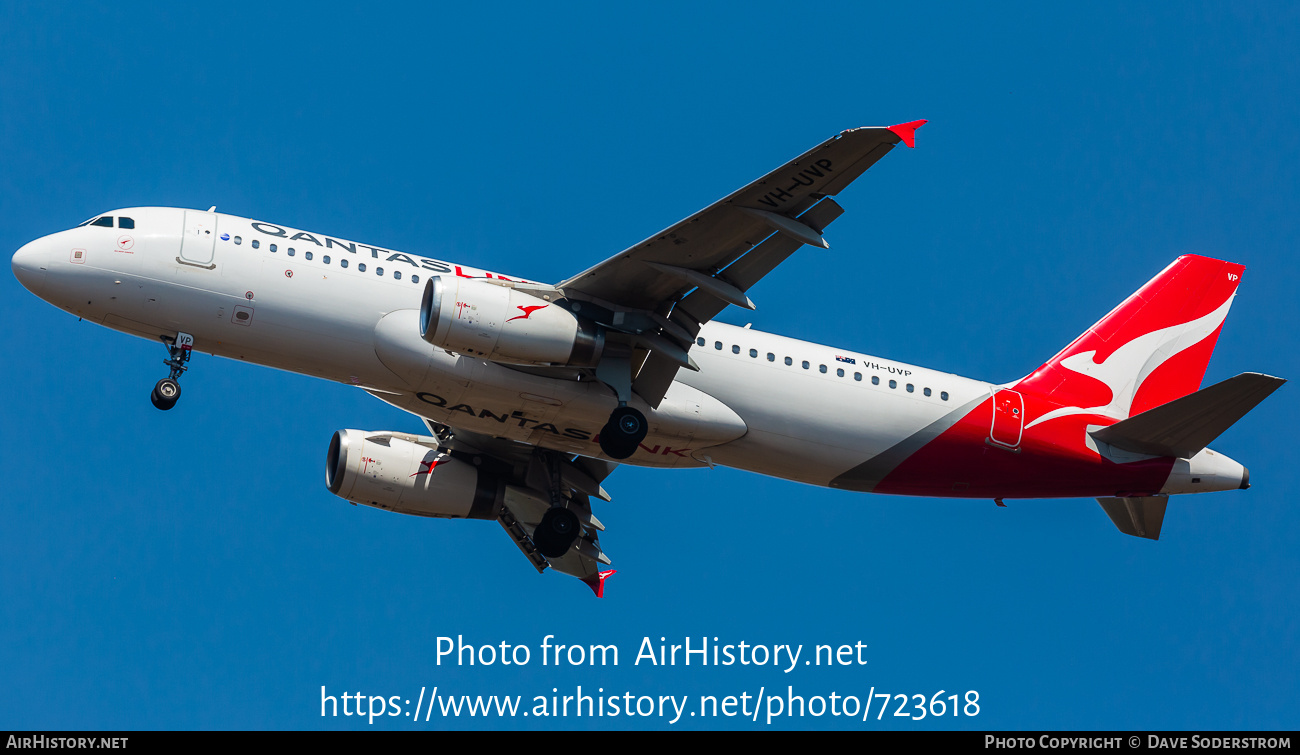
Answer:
xmin=369 ymin=387 xmax=734 ymax=468
xmin=368 ymin=314 xmax=748 ymax=465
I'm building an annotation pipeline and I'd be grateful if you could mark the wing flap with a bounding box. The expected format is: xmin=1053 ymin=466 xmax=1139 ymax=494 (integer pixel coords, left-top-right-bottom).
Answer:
xmin=633 ymin=199 xmax=849 ymax=406
xmin=417 ymin=417 xmax=620 ymax=592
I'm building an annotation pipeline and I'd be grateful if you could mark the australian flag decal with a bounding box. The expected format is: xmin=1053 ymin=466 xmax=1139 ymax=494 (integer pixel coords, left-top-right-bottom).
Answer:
xmin=836 ymin=355 xmax=856 ymax=364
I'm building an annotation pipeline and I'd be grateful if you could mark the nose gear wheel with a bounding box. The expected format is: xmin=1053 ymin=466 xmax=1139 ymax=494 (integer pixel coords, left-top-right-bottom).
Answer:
xmin=151 ymin=332 xmax=193 ymax=410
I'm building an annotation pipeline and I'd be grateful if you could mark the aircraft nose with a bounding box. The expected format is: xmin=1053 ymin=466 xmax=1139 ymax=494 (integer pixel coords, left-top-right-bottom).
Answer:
xmin=12 ymin=239 xmax=48 ymax=296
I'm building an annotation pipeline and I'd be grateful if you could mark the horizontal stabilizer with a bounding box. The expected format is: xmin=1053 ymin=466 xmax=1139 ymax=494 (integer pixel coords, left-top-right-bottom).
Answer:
xmin=1090 ymin=373 xmax=1285 ymax=458
xmin=1098 ymin=496 xmax=1169 ymax=540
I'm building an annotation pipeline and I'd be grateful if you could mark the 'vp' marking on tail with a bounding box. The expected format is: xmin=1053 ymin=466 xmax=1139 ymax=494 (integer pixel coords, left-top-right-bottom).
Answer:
xmin=1026 ymin=295 xmax=1236 ymax=429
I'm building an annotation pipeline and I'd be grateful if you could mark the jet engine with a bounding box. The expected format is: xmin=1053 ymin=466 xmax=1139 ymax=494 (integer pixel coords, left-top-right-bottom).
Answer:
xmin=325 ymin=429 xmax=503 ymax=519
xmin=419 ymin=277 xmax=604 ymax=366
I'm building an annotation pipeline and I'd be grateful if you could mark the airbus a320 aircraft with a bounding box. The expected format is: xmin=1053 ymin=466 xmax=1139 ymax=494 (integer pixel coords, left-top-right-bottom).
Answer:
xmin=12 ymin=122 xmax=1284 ymax=596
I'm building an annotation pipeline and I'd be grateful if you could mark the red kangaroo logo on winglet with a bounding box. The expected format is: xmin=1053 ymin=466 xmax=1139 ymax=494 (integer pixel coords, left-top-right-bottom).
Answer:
xmin=507 ymin=305 xmax=548 ymax=323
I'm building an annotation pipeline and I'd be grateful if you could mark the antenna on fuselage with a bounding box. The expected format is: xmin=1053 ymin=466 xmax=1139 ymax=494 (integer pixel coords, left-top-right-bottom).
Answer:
xmin=207 ymin=206 xmax=217 ymax=212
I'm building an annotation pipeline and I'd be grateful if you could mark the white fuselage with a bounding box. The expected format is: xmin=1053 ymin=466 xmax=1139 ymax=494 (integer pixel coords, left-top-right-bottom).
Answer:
xmin=12 ymin=207 xmax=994 ymax=487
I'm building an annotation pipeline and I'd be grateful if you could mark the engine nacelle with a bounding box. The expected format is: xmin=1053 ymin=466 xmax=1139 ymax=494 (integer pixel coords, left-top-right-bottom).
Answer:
xmin=419 ymin=276 xmax=604 ymax=366
xmin=325 ymin=429 xmax=502 ymax=519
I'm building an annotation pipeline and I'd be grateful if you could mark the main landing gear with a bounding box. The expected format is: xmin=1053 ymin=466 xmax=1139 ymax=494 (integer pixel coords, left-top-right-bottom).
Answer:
xmin=532 ymin=506 xmax=580 ymax=558
xmin=151 ymin=332 xmax=193 ymax=411
xmin=593 ymin=351 xmax=648 ymax=460
xmin=530 ymin=450 xmax=585 ymax=558
xmin=598 ymin=406 xmax=647 ymax=460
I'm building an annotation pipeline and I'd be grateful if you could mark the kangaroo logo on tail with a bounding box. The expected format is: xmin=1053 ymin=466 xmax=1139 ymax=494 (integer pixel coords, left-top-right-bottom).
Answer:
xmin=1027 ymin=295 xmax=1236 ymax=428
xmin=1017 ymin=255 xmax=1244 ymax=431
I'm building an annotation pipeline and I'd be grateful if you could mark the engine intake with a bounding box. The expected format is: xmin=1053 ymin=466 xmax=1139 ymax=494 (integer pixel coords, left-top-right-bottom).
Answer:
xmin=326 ymin=429 xmax=502 ymax=519
xmin=420 ymin=276 xmax=603 ymax=366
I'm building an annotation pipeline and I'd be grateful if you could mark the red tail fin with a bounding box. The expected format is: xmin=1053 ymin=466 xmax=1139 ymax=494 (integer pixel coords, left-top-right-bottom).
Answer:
xmin=1018 ymin=255 xmax=1244 ymax=428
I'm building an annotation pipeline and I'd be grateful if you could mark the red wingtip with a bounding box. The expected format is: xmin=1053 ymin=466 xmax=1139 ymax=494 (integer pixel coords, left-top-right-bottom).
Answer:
xmin=887 ymin=119 xmax=927 ymax=148
xmin=582 ymin=569 xmax=617 ymax=598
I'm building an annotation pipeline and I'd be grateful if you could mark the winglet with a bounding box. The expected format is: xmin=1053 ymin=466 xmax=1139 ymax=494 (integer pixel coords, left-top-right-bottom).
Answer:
xmin=581 ymin=569 xmax=617 ymax=598
xmin=887 ymin=119 xmax=927 ymax=148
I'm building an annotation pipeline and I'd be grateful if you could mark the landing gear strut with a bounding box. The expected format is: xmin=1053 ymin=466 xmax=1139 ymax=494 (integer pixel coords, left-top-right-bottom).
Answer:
xmin=593 ymin=351 xmax=647 ymax=460
xmin=531 ymin=451 xmax=584 ymax=558
xmin=151 ymin=332 xmax=193 ymax=411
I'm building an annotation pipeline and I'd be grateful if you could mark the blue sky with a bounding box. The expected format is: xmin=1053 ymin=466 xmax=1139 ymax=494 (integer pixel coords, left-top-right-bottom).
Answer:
xmin=2 ymin=2 xmax=1297 ymax=730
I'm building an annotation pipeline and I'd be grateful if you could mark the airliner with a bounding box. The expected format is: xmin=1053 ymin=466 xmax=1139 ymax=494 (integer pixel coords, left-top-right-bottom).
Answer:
xmin=11 ymin=121 xmax=1283 ymax=596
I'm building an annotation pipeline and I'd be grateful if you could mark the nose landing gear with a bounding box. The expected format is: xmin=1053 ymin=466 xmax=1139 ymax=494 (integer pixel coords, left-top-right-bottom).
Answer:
xmin=151 ymin=332 xmax=193 ymax=411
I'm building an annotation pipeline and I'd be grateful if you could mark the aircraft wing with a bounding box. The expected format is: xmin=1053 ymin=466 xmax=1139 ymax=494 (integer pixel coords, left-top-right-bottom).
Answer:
xmin=555 ymin=121 xmax=925 ymax=406
xmin=422 ymin=417 xmax=619 ymax=596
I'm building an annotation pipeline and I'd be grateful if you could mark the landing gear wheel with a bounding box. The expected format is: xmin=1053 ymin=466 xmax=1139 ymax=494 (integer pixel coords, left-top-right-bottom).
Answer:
xmin=152 ymin=333 xmax=192 ymax=412
xmin=599 ymin=406 xmax=647 ymax=460
xmin=150 ymin=378 xmax=181 ymax=411
xmin=533 ymin=507 xmax=581 ymax=558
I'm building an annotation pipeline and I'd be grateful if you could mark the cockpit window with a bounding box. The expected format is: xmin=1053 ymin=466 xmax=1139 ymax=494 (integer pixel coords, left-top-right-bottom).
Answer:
xmin=90 ymin=217 xmax=114 ymax=228
xmin=118 ymin=217 xmax=135 ymax=229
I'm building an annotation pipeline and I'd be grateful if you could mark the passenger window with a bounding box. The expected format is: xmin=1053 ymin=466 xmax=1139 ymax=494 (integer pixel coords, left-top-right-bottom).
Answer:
xmin=269 ymin=244 xmax=277 ymax=252
xmin=872 ymin=376 xmax=880 ymax=385
xmin=358 ymin=263 xmax=366 ymax=272
xmin=836 ymin=368 xmax=844 ymax=377
xmin=889 ymin=380 xmax=897 ymax=389
xmin=377 ymin=267 xmax=384 ymax=276
xmin=233 ymin=236 xmax=242 ymax=245
xmin=697 ymin=338 xmax=706 ymax=347
xmin=923 ymin=387 xmax=932 ymax=397
xmin=854 ymin=372 xmax=862 ymax=381
xmin=323 ymin=255 xmax=331 ymax=264
xmin=802 ymin=361 xmax=810 ymax=369
xmin=341 ymin=259 xmax=349 ymax=269
xmin=714 ymin=341 xmax=722 ymax=350
xmin=906 ymin=383 xmax=914 ymax=393
xmin=394 ymin=271 xmax=402 ymax=280
xmin=941 ymin=391 xmax=949 ymax=401
xmin=411 ymin=275 xmax=419 ymax=284
xmin=118 ymin=217 xmax=135 ymax=229
xmin=91 ymin=217 xmax=114 ymax=228
xmin=287 ymin=248 xmax=295 ymax=256
xmin=732 ymin=345 xmax=740 ymax=354
xmin=749 ymin=348 xmax=757 ymax=358
xmin=305 ymin=251 xmax=313 ymax=261
xmin=251 ymin=239 xmax=260 ymax=249
xmin=767 ymin=353 xmax=775 ymax=362
xmin=784 ymin=357 xmax=792 ymax=366
xmin=819 ymin=364 xmax=827 ymax=374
